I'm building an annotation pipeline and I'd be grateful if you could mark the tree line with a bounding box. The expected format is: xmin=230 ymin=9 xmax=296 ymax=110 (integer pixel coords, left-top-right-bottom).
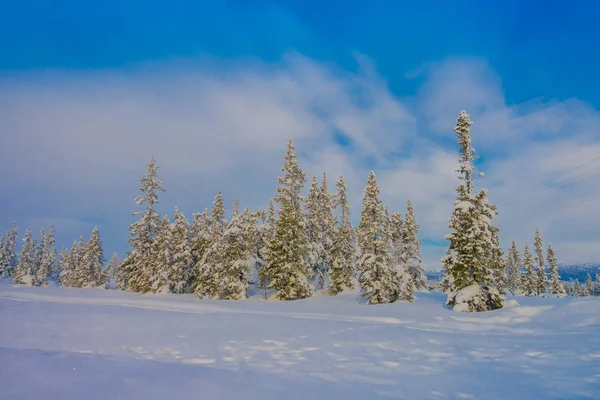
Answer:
xmin=1 ymin=110 xmax=596 ymax=311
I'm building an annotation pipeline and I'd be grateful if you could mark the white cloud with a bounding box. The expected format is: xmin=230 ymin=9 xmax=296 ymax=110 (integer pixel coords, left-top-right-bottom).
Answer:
xmin=1 ymin=54 xmax=599 ymax=268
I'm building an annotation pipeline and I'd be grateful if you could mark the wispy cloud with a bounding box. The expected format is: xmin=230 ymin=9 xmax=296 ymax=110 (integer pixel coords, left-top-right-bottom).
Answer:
xmin=1 ymin=54 xmax=599 ymax=268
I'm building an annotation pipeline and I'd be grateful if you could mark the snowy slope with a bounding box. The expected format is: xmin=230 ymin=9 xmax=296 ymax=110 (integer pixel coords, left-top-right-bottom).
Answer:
xmin=1 ymin=281 xmax=599 ymax=400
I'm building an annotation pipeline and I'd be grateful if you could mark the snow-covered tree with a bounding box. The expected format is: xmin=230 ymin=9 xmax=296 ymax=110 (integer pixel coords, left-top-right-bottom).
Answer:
xmin=57 ymin=248 xmax=70 ymax=286
xmin=0 ymin=223 xmax=18 ymax=278
xmin=104 ymin=253 xmax=119 ymax=287
xmin=13 ymin=228 xmax=36 ymax=285
xmin=595 ymin=273 xmax=600 ymax=296
xmin=387 ymin=211 xmax=412 ymax=302
xmin=328 ymin=175 xmax=356 ymax=295
xmin=117 ymin=155 xmax=164 ymax=292
xmin=583 ymin=273 xmax=594 ymax=297
xmin=489 ymin=227 xmax=506 ymax=295
xmin=149 ymin=216 xmax=172 ymax=293
xmin=305 ymin=176 xmax=325 ymax=287
xmin=195 ymin=193 xmax=227 ymax=298
xmin=441 ymin=111 xmax=503 ymax=312
xmin=32 ymin=228 xmax=46 ymax=281
xmin=505 ymin=241 xmax=521 ymax=294
xmin=260 ymin=139 xmax=312 ymax=300
xmin=546 ymin=245 xmax=565 ymax=297
xmin=356 ymin=171 xmax=398 ymax=304
xmin=219 ymin=199 xmax=251 ymax=299
xmin=70 ymin=237 xmax=86 ymax=287
xmin=34 ymin=224 xmax=56 ymax=286
xmin=81 ymin=227 xmax=105 ymax=287
xmin=522 ymin=245 xmax=536 ymax=296
xmin=168 ymin=207 xmax=192 ymax=294
xmin=189 ymin=209 xmax=211 ymax=291
xmin=534 ymin=229 xmax=547 ymax=296
xmin=403 ymin=201 xmax=427 ymax=291
xmin=572 ymin=279 xmax=582 ymax=296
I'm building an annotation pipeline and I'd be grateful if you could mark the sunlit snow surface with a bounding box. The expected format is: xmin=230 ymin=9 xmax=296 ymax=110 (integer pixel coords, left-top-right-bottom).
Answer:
xmin=1 ymin=281 xmax=600 ymax=399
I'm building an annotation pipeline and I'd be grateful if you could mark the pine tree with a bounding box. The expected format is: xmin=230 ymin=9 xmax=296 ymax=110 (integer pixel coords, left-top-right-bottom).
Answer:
xmin=388 ymin=211 xmax=411 ymax=301
xmin=117 ymin=155 xmax=164 ymax=292
xmin=595 ymin=273 xmax=600 ymax=296
xmin=189 ymin=209 xmax=211 ymax=291
xmin=546 ymin=245 xmax=565 ymax=296
xmin=403 ymin=201 xmax=427 ymax=290
xmin=305 ymin=176 xmax=325 ymax=287
xmin=260 ymin=139 xmax=312 ymax=300
xmin=57 ymin=248 xmax=70 ymax=286
xmin=0 ymin=223 xmax=18 ymax=278
xmin=572 ymin=279 xmax=582 ymax=296
xmin=441 ymin=111 xmax=503 ymax=312
xmin=71 ymin=237 xmax=86 ymax=287
xmin=241 ymin=207 xmax=265 ymax=291
xmin=34 ymin=224 xmax=56 ymax=286
xmin=257 ymin=200 xmax=277 ymax=297
xmin=104 ymin=253 xmax=119 ymax=287
xmin=196 ymin=192 xmax=227 ymax=298
xmin=505 ymin=241 xmax=521 ymax=294
xmin=583 ymin=273 xmax=594 ymax=296
xmin=522 ymin=245 xmax=536 ymax=296
xmin=534 ymin=229 xmax=547 ymax=296
xmin=168 ymin=207 xmax=192 ymax=294
xmin=219 ymin=199 xmax=251 ymax=299
xmin=489 ymin=227 xmax=507 ymax=295
xmin=356 ymin=171 xmax=398 ymax=304
xmin=328 ymin=176 xmax=356 ymax=295
xmin=81 ymin=227 xmax=105 ymax=287
xmin=13 ymin=228 xmax=35 ymax=285
xmin=149 ymin=216 xmax=172 ymax=293
xmin=32 ymin=228 xmax=45 ymax=282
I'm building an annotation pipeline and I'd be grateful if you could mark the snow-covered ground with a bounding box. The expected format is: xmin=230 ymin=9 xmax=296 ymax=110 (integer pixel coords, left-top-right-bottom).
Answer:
xmin=1 ymin=281 xmax=599 ymax=400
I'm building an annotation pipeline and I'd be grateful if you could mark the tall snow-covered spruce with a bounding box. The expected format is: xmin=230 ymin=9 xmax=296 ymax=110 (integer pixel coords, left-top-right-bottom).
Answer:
xmin=506 ymin=241 xmax=522 ymax=295
xmin=546 ymin=245 xmax=565 ymax=296
xmin=13 ymin=227 xmax=36 ymax=285
xmin=522 ymin=244 xmax=536 ymax=296
xmin=328 ymin=175 xmax=356 ymax=295
xmin=0 ymin=223 xmax=18 ymax=278
xmin=81 ymin=226 xmax=105 ymax=287
xmin=260 ymin=139 xmax=312 ymax=300
xmin=441 ymin=110 xmax=503 ymax=312
xmin=534 ymin=228 xmax=547 ymax=296
xmin=117 ymin=155 xmax=165 ymax=292
xmin=356 ymin=171 xmax=399 ymax=304
xmin=219 ymin=199 xmax=251 ymax=299
xmin=403 ymin=201 xmax=427 ymax=291
xmin=195 ymin=192 xmax=226 ymax=298
xmin=168 ymin=207 xmax=192 ymax=294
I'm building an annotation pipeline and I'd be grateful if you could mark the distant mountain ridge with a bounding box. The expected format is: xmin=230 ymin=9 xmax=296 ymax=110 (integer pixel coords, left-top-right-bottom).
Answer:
xmin=425 ymin=265 xmax=600 ymax=283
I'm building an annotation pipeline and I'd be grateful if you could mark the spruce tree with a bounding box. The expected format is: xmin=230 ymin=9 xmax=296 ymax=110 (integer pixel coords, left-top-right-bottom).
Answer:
xmin=534 ymin=229 xmax=547 ymax=296
xmin=356 ymin=171 xmax=398 ymax=304
xmin=32 ymin=228 xmax=45 ymax=282
xmin=71 ymin=237 xmax=86 ymax=287
xmin=149 ymin=216 xmax=172 ymax=293
xmin=196 ymin=192 xmax=227 ymax=298
xmin=169 ymin=207 xmax=192 ymax=294
xmin=583 ymin=273 xmax=594 ymax=296
xmin=505 ymin=241 xmax=522 ymax=294
xmin=522 ymin=245 xmax=536 ymax=296
xmin=189 ymin=209 xmax=211 ymax=291
xmin=57 ymin=248 xmax=70 ymax=286
xmin=305 ymin=176 xmax=325 ymax=287
xmin=220 ymin=199 xmax=251 ymax=299
xmin=388 ymin=211 xmax=411 ymax=301
xmin=403 ymin=201 xmax=427 ymax=290
xmin=13 ymin=228 xmax=35 ymax=285
xmin=81 ymin=227 xmax=105 ymax=287
xmin=546 ymin=245 xmax=565 ymax=296
xmin=257 ymin=199 xmax=277 ymax=297
xmin=0 ymin=223 xmax=18 ymax=278
xmin=117 ymin=155 xmax=164 ymax=292
xmin=490 ymin=228 xmax=507 ymax=295
xmin=104 ymin=253 xmax=119 ymax=287
xmin=241 ymin=207 xmax=265 ymax=290
xmin=260 ymin=139 xmax=312 ymax=300
xmin=328 ymin=175 xmax=356 ymax=295
xmin=35 ymin=224 xmax=56 ymax=286
xmin=572 ymin=279 xmax=582 ymax=296
xmin=595 ymin=273 xmax=600 ymax=296
xmin=441 ymin=110 xmax=503 ymax=312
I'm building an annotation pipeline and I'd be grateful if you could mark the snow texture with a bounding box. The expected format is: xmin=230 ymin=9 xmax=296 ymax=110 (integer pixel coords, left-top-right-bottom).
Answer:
xmin=1 ymin=281 xmax=599 ymax=399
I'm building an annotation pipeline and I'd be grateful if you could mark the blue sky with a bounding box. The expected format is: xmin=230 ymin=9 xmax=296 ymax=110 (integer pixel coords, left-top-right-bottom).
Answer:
xmin=1 ymin=0 xmax=600 ymax=267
